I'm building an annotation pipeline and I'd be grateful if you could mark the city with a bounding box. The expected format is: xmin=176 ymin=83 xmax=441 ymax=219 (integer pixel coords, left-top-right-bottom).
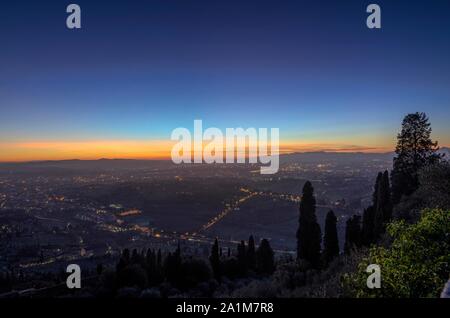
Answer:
xmin=0 ymin=151 xmax=393 ymax=293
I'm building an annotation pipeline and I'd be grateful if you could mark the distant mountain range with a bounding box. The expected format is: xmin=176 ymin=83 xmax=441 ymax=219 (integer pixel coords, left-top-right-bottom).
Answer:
xmin=0 ymin=147 xmax=448 ymax=169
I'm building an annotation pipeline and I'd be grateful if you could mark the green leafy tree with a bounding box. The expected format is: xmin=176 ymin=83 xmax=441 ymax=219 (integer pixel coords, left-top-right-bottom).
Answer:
xmin=344 ymin=209 xmax=450 ymax=297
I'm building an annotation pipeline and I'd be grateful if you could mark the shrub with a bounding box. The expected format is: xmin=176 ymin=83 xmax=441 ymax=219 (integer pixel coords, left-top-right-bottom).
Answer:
xmin=344 ymin=208 xmax=450 ymax=297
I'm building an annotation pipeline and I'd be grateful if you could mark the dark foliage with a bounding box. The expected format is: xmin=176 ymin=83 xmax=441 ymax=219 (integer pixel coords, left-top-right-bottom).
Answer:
xmin=344 ymin=215 xmax=362 ymax=253
xmin=391 ymin=112 xmax=442 ymax=204
xmin=297 ymin=181 xmax=322 ymax=268
xmin=323 ymin=210 xmax=339 ymax=265
xmin=256 ymin=239 xmax=275 ymax=275
xmin=209 ymin=238 xmax=221 ymax=280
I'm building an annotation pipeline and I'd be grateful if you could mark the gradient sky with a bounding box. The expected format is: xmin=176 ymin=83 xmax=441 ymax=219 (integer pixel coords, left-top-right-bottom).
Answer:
xmin=1 ymin=0 xmax=450 ymax=161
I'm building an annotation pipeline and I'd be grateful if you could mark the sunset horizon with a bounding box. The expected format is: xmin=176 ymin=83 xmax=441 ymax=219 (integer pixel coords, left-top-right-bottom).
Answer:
xmin=0 ymin=139 xmax=417 ymax=162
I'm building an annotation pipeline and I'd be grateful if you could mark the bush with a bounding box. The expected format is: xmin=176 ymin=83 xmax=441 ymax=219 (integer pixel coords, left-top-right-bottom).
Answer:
xmin=394 ymin=162 xmax=450 ymax=221
xmin=344 ymin=208 xmax=450 ymax=297
xmin=178 ymin=258 xmax=212 ymax=289
xmin=117 ymin=264 xmax=148 ymax=289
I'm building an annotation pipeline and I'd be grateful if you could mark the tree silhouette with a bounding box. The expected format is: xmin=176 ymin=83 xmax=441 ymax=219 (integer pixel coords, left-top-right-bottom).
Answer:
xmin=247 ymin=235 xmax=257 ymax=271
xmin=381 ymin=171 xmax=393 ymax=223
xmin=209 ymin=238 xmax=221 ymax=280
xmin=164 ymin=244 xmax=182 ymax=285
xmin=362 ymin=170 xmax=393 ymax=245
xmin=156 ymin=249 xmax=162 ymax=270
xmin=374 ymin=171 xmax=392 ymax=237
xmin=323 ymin=210 xmax=339 ymax=265
xmin=362 ymin=206 xmax=375 ymax=245
xmin=297 ymin=181 xmax=322 ymax=268
xmin=256 ymin=239 xmax=275 ymax=275
xmin=391 ymin=112 xmax=441 ymax=204
xmin=237 ymin=240 xmax=247 ymax=275
xmin=344 ymin=215 xmax=362 ymax=254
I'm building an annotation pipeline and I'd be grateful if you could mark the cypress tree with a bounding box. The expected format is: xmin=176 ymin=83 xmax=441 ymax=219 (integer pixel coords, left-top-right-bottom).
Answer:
xmin=362 ymin=170 xmax=393 ymax=245
xmin=361 ymin=206 xmax=375 ymax=245
xmin=256 ymin=239 xmax=275 ymax=275
xmin=131 ymin=248 xmax=139 ymax=264
xmin=372 ymin=172 xmax=382 ymax=212
xmin=381 ymin=171 xmax=393 ymax=223
xmin=156 ymin=249 xmax=162 ymax=269
xmin=122 ymin=248 xmax=130 ymax=264
xmin=344 ymin=215 xmax=362 ymax=254
xmin=209 ymin=238 xmax=221 ymax=280
xmin=323 ymin=210 xmax=339 ymax=265
xmin=373 ymin=170 xmax=393 ymax=239
xmin=373 ymin=179 xmax=384 ymax=239
xmin=237 ymin=240 xmax=247 ymax=275
xmin=297 ymin=181 xmax=322 ymax=268
xmin=247 ymin=235 xmax=257 ymax=271
xmin=165 ymin=244 xmax=182 ymax=285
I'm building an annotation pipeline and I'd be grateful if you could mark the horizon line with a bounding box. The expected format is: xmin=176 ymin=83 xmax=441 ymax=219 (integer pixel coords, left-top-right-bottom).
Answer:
xmin=0 ymin=150 xmax=398 ymax=164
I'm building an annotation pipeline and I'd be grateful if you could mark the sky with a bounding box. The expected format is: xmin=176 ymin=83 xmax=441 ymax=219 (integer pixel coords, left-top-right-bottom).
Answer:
xmin=1 ymin=0 xmax=450 ymax=161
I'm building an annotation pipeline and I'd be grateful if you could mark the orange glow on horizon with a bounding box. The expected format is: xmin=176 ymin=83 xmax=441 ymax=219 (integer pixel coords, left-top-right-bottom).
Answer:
xmin=0 ymin=139 xmax=397 ymax=162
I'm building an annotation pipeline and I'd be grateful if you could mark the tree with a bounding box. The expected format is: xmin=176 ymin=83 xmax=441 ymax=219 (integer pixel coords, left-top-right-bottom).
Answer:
xmin=156 ymin=249 xmax=162 ymax=270
xmin=381 ymin=171 xmax=393 ymax=223
xmin=164 ymin=244 xmax=182 ymax=285
xmin=361 ymin=206 xmax=375 ymax=245
xmin=122 ymin=248 xmax=130 ymax=263
xmin=131 ymin=248 xmax=140 ymax=264
xmin=297 ymin=181 xmax=322 ymax=268
xmin=395 ymin=161 xmax=450 ymax=221
xmin=372 ymin=172 xmax=382 ymax=212
xmin=373 ymin=171 xmax=392 ymax=238
xmin=116 ymin=248 xmax=130 ymax=272
xmin=120 ymin=264 xmax=148 ymax=289
xmin=362 ymin=170 xmax=393 ymax=245
xmin=256 ymin=239 xmax=275 ymax=275
xmin=237 ymin=240 xmax=247 ymax=275
xmin=96 ymin=263 xmax=103 ymax=276
xmin=323 ymin=210 xmax=339 ymax=265
xmin=345 ymin=209 xmax=450 ymax=297
xmin=344 ymin=215 xmax=362 ymax=254
xmin=179 ymin=258 xmax=212 ymax=289
xmin=209 ymin=238 xmax=221 ymax=280
xmin=247 ymin=235 xmax=257 ymax=271
xmin=391 ymin=112 xmax=441 ymax=204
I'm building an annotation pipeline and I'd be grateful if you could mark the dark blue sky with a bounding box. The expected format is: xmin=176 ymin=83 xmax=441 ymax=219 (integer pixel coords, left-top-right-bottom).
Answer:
xmin=1 ymin=0 xmax=450 ymax=159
